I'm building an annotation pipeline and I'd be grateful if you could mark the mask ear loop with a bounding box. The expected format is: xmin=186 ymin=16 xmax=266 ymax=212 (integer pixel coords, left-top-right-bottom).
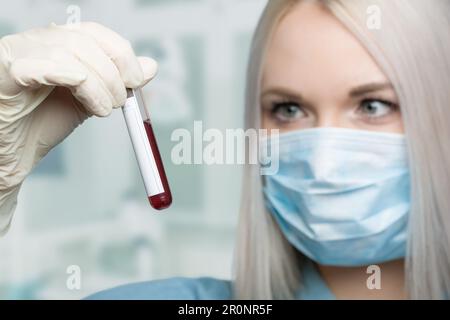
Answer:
xmin=258 ymin=129 xmax=281 ymax=177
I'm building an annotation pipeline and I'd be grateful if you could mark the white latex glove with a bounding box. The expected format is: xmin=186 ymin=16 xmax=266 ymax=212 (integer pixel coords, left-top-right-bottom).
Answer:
xmin=0 ymin=22 xmax=158 ymax=235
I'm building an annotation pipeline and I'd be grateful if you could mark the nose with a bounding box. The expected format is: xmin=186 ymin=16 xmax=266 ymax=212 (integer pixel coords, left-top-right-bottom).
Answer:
xmin=314 ymin=108 xmax=343 ymax=128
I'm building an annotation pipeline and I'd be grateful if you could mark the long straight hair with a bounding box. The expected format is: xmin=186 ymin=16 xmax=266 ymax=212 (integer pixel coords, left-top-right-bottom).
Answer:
xmin=233 ymin=0 xmax=450 ymax=299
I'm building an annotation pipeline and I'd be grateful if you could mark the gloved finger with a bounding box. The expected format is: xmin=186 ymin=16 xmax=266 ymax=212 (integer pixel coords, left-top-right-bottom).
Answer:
xmin=70 ymin=68 xmax=117 ymax=117
xmin=9 ymin=58 xmax=87 ymax=88
xmin=74 ymin=22 xmax=157 ymax=88
xmin=47 ymin=51 xmax=116 ymax=117
xmin=63 ymin=31 xmax=128 ymax=108
xmin=10 ymin=53 xmax=115 ymax=117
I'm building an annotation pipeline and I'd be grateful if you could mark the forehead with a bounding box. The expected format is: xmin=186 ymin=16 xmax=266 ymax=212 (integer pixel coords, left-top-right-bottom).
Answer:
xmin=262 ymin=1 xmax=388 ymax=92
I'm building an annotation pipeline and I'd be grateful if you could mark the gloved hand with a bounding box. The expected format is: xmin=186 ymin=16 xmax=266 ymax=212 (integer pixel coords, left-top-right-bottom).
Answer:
xmin=0 ymin=22 xmax=158 ymax=235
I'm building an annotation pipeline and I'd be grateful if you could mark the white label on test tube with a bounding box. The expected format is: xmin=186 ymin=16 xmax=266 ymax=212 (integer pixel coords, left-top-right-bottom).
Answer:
xmin=122 ymin=94 xmax=164 ymax=197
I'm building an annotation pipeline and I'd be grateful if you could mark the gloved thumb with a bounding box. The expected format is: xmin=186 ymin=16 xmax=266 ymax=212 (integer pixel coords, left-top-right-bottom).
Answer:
xmin=138 ymin=56 xmax=158 ymax=87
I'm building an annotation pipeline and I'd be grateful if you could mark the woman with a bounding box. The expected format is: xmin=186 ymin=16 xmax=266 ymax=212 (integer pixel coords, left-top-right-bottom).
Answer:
xmin=235 ymin=0 xmax=450 ymax=300
xmin=0 ymin=0 xmax=449 ymax=299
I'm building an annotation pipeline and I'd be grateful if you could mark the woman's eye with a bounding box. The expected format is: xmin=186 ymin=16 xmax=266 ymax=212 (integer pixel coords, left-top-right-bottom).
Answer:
xmin=357 ymin=99 xmax=397 ymax=119
xmin=271 ymin=102 xmax=305 ymax=122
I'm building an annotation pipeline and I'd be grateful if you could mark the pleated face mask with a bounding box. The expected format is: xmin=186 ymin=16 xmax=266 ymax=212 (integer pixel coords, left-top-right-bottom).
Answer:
xmin=261 ymin=127 xmax=410 ymax=266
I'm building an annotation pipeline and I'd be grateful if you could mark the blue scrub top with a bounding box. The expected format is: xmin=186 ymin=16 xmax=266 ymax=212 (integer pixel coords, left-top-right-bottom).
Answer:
xmin=87 ymin=259 xmax=335 ymax=300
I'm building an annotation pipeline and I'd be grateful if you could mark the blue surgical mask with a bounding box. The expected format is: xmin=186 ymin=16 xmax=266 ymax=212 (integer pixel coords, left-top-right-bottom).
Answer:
xmin=261 ymin=127 xmax=410 ymax=266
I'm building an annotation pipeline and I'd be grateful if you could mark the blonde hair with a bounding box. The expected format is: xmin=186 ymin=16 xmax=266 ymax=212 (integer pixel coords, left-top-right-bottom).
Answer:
xmin=233 ymin=0 xmax=450 ymax=299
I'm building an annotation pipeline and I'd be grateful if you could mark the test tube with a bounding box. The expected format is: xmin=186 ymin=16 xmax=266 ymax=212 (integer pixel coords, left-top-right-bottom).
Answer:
xmin=122 ymin=88 xmax=172 ymax=210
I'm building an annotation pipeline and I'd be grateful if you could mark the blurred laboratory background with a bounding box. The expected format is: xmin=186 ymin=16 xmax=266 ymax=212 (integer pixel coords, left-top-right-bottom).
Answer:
xmin=0 ymin=0 xmax=266 ymax=299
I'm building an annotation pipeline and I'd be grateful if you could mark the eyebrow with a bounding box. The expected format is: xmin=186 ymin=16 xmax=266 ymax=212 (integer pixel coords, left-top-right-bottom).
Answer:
xmin=260 ymin=87 xmax=303 ymax=101
xmin=349 ymin=82 xmax=394 ymax=97
xmin=261 ymin=82 xmax=394 ymax=100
